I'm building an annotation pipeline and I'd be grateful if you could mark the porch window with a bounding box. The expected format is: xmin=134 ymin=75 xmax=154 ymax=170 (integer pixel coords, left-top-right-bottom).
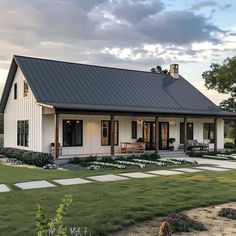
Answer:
xmin=180 ymin=122 xmax=193 ymax=144
xmin=17 ymin=120 xmax=29 ymax=147
xmin=131 ymin=121 xmax=137 ymax=139
xmin=63 ymin=120 xmax=83 ymax=147
xmin=203 ymin=123 xmax=214 ymax=143
xmin=23 ymin=81 xmax=29 ymax=97
xmin=101 ymin=120 xmax=119 ymax=146
xmin=14 ymin=83 xmax=17 ymax=99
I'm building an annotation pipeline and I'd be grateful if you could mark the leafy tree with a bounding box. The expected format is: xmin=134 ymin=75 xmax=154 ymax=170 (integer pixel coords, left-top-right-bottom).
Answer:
xmin=151 ymin=65 xmax=168 ymax=74
xmin=202 ymin=56 xmax=236 ymax=112
xmin=202 ymin=56 xmax=236 ymax=146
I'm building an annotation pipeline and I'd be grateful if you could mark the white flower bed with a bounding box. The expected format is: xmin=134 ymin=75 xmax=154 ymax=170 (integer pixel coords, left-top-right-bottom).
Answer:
xmin=216 ymin=154 xmax=236 ymax=160
xmin=133 ymin=159 xmax=166 ymax=166
xmin=93 ymin=161 xmax=126 ymax=169
xmin=116 ymin=160 xmax=146 ymax=168
xmin=202 ymin=155 xmax=228 ymax=160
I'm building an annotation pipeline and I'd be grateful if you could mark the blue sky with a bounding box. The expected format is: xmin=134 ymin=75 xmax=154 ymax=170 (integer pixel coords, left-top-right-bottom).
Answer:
xmin=0 ymin=0 xmax=235 ymax=104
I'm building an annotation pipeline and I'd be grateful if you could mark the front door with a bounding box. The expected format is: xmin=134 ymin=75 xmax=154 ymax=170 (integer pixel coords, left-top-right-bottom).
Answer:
xmin=143 ymin=122 xmax=169 ymax=150
xmin=159 ymin=122 xmax=169 ymax=150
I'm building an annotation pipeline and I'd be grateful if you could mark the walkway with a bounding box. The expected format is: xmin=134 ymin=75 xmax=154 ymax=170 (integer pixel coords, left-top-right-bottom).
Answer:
xmin=1 ymin=157 xmax=236 ymax=192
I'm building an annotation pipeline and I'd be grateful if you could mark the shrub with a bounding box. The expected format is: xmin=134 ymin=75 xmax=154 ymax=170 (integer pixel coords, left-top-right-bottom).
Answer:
xmin=70 ymin=156 xmax=97 ymax=164
xmin=1 ymin=147 xmax=54 ymax=167
xmin=165 ymin=213 xmax=207 ymax=233
xmin=139 ymin=153 xmax=160 ymax=160
xmin=35 ymin=194 xmax=73 ymax=236
xmin=224 ymin=142 xmax=234 ymax=149
xmin=219 ymin=208 xmax=236 ymax=219
xmin=32 ymin=153 xmax=54 ymax=167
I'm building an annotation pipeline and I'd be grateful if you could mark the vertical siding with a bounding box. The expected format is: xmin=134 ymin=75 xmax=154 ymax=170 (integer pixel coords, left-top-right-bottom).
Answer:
xmin=4 ymin=68 xmax=42 ymax=152
xmin=42 ymin=114 xmax=224 ymax=156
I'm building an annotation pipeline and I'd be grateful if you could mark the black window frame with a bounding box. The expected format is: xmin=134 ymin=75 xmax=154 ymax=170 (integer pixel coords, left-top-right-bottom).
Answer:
xmin=23 ymin=80 xmax=29 ymax=97
xmin=63 ymin=120 xmax=83 ymax=147
xmin=131 ymin=121 xmax=137 ymax=139
xmin=203 ymin=123 xmax=215 ymax=143
xmin=101 ymin=120 xmax=119 ymax=146
xmin=14 ymin=83 xmax=17 ymax=100
xmin=180 ymin=122 xmax=194 ymax=144
xmin=17 ymin=120 xmax=29 ymax=147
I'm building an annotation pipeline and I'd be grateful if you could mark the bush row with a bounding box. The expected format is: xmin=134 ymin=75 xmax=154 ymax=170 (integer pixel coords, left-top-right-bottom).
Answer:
xmin=0 ymin=147 xmax=54 ymax=167
xmin=69 ymin=152 xmax=160 ymax=166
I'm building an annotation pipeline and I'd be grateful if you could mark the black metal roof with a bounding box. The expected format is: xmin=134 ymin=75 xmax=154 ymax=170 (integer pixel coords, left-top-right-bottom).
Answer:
xmin=0 ymin=55 xmax=235 ymax=117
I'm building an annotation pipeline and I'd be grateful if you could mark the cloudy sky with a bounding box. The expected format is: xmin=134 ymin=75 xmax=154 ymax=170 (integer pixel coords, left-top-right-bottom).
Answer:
xmin=0 ymin=0 xmax=235 ymax=104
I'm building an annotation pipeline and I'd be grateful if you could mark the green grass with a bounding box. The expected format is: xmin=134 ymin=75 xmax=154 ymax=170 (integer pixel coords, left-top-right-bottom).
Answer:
xmin=1 ymin=164 xmax=236 ymax=235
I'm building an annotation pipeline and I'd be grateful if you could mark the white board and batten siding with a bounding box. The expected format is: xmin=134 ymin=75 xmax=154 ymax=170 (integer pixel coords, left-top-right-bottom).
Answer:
xmin=4 ymin=67 xmax=42 ymax=152
xmin=41 ymin=115 xmax=224 ymax=156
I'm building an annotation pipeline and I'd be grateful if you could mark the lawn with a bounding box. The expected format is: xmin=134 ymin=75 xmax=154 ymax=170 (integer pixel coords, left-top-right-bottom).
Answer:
xmin=1 ymin=164 xmax=236 ymax=236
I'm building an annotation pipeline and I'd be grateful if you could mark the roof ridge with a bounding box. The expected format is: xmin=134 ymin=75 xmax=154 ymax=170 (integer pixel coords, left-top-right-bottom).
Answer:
xmin=13 ymin=54 xmax=171 ymax=76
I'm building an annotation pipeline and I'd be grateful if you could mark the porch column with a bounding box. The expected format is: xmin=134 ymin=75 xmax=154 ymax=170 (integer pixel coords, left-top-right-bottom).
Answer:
xmin=155 ymin=116 xmax=159 ymax=154
xmin=54 ymin=113 xmax=59 ymax=159
xmin=184 ymin=117 xmax=187 ymax=152
xmin=110 ymin=115 xmax=115 ymax=156
xmin=214 ymin=118 xmax=217 ymax=152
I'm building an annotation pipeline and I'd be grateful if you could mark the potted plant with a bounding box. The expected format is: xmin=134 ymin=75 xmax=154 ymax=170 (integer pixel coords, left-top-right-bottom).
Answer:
xmin=136 ymin=137 xmax=144 ymax=142
xmin=169 ymin=138 xmax=176 ymax=151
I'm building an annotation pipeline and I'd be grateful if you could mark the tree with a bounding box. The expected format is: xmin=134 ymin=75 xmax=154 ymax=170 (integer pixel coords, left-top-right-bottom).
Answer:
xmin=202 ymin=56 xmax=236 ymax=146
xmin=151 ymin=65 xmax=168 ymax=74
xmin=202 ymin=56 xmax=236 ymax=112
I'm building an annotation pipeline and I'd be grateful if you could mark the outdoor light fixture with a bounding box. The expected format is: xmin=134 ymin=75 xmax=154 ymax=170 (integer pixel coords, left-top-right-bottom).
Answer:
xmin=137 ymin=120 xmax=143 ymax=125
xmin=169 ymin=119 xmax=176 ymax=126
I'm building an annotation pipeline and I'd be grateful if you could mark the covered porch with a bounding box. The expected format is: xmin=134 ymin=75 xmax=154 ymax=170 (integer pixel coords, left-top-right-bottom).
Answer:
xmin=42 ymin=107 xmax=228 ymax=158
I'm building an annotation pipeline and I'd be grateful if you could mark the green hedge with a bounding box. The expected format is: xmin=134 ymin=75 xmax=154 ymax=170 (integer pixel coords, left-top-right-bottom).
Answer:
xmin=0 ymin=147 xmax=54 ymax=167
xmin=224 ymin=142 xmax=235 ymax=149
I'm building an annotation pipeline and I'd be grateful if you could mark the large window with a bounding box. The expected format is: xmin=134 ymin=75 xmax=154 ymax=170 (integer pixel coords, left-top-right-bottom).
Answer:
xmin=180 ymin=122 xmax=193 ymax=144
xmin=23 ymin=81 xmax=29 ymax=97
xmin=17 ymin=120 xmax=29 ymax=147
xmin=14 ymin=83 xmax=17 ymax=99
xmin=203 ymin=123 xmax=215 ymax=143
xmin=131 ymin=121 xmax=137 ymax=139
xmin=63 ymin=120 xmax=83 ymax=147
xmin=101 ymin=120 xmax=119 ymax=146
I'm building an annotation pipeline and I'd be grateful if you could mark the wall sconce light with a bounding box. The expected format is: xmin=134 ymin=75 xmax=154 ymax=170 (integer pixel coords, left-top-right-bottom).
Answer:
xmin=169 ymin=119 xmax=176 ymax=126
xmin=137 ymin=120 xmax=143 ymax=125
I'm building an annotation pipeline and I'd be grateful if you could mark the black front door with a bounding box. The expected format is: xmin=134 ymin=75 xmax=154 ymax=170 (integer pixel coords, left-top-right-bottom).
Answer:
xmin=143 ymin=122 xmax=169 ymax=150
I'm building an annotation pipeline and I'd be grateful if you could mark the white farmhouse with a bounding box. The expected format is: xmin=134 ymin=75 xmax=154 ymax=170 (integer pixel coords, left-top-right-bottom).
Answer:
xmin=1 ymin=55 xmax=235 ymax=158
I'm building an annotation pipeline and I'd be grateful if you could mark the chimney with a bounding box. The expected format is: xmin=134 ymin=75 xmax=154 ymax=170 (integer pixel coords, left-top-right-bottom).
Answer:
xmin=170 ymin=64 xmax=179 ymax=79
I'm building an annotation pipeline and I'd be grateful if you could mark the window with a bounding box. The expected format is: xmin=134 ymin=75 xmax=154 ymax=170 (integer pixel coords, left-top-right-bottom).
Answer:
xmin=180 ymin=122 xmax=193 ymax=144
xmin=23 ymin=81 xmax=29 ymax=97
xmin=101 ymin=120 xmax=119 ymax=146
xmin=14 ymin=83 xmax=17 ymax=99
xmin=63 ymin=120 xmax=83 ymax=147
xmin=131 ymin=121 xmax=137 ymax=139
xmin=17 ymin=120 xmax=29 ymax=147
xmin=203 ymin=123 xmax=215 ymax=143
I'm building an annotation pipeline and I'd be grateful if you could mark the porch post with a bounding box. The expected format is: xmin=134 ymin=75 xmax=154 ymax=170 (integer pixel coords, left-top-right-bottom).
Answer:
xmin=110 ymin=115 xmax=115 ymax=156
xmin=54 ymin=113 xmax=59 ymax=159
xmin=214 ymin=118 xmax=217 ymax=152
xmin=155 ymin=116 xmax=159 ymax=154
xmin=184 ymin=117 xmax=187 ymax=152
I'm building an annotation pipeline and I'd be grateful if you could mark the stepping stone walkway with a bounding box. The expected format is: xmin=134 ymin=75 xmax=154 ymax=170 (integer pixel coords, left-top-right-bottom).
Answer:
xmin=172 ymin=168 xmax=203 ymax=173
xmin=87 ymin=174 xmax=128 ymax=182
xmin=15 ymin=180 xmax=56 ymax=190
xmin=0 ymin=184 xmax=10 ymax=193
xmin=53 ymin=178 xmax=92 ymax=186
xmin=148 ymin=170 xmax=183 ymax=175
xmin=119 ymin=172 xmax=155 ymax=178
xmin=194 ymin=166 xmax=230 ymax=172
